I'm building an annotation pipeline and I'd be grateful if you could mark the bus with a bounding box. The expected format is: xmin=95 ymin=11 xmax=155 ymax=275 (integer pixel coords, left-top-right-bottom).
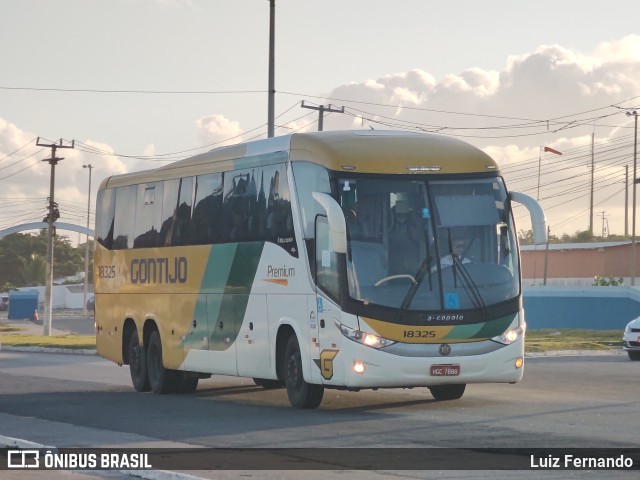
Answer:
xmin=93 ymin=130 xmax=547 ymax=409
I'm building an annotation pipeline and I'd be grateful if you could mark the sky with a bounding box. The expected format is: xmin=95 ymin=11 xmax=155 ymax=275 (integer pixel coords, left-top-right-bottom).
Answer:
xmin=2 ymin=0 xmax=640 ymax=242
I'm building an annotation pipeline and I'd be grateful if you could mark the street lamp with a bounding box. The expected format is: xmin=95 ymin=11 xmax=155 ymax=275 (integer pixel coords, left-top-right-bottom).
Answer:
xmin=627 ymin=110 xmax=638 ymax=286
xmin=82 ymin=164 xmax=93 ymax=313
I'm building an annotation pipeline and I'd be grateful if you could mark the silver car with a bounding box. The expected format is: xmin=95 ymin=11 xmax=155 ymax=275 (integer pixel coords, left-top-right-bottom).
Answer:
xmin=623 ymin=316 xmax=640 ymax=361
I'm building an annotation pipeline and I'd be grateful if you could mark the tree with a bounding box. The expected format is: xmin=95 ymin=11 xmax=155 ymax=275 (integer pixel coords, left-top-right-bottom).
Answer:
xmin=518 ymin=229 xmax=534 ymax=245
xmin=24 ymin=254 xmax=46 ymax=286
xmin=0 ymin=231 xmax=87 ymax=290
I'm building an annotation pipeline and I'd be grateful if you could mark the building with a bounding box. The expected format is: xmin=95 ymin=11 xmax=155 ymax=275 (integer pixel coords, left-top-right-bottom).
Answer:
xmin=520 ymin=241 xmax=638 ymax=286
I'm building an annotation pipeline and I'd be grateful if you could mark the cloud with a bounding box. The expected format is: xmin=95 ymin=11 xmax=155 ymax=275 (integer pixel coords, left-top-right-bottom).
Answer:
xmin=0 ymin=119 xmax=130 ymax=236
xmin=322 ymin=35 xmax=640 ymax=134
xmin=3 ymin=36 xmax=640 ymax=238
xmin=312 ymin=36 xmax=640 ymax=234
xmin=196 ymin=114 xmax=244 ymax=148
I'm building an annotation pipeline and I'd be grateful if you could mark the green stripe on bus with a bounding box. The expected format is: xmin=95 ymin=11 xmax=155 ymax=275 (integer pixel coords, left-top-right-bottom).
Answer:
xmin=473 ymin=314 xmax=515 ymax=339
xmin=187 ymin=243 xmax=265 ymax=351
xmin=443 ymin=323 xmax=484 ymax=340
xmin=442 ymin=314 xmax=515 ymax=341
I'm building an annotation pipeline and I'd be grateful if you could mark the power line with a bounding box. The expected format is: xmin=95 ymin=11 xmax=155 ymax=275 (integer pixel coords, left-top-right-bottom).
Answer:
xmin=300 ymin=101 xmax=345 ymax=131
xmin=0 ymin=86 xmax=266 ymax=95
xmin=0 ymin=138 xmax=37 ymax=163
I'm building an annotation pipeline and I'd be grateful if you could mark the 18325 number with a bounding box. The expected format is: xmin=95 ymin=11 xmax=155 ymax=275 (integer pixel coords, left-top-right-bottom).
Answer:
xmin=97 ymin=265 xmax=116 ymax=279
xmin=403 ymin=330 xmax=436 ymax=339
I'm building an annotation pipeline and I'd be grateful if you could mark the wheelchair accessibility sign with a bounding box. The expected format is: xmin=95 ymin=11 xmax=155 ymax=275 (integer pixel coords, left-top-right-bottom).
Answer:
xmin=444 ymin=293 xmax=460 ymax=309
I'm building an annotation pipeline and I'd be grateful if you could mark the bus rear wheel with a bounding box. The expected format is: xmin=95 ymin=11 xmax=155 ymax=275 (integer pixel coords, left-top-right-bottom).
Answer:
xmin=128 ymin=330 xmax=150 ymax=392
xmin=147 ymin=330 xmax=181 ymax=394
xmin=284 ymin=335 xmax=324 ymax=409
xmin=428 ymin=384 xmax=466 ymax=401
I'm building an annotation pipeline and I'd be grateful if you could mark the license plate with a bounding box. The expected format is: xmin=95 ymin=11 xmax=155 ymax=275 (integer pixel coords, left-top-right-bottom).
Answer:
xmin=430 ymin=364 xmax=460 ymax=376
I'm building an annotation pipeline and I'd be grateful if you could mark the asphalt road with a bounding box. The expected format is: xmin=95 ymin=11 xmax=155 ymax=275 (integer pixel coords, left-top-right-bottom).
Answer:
xmin=0 ymin=349 xmax=638 ymax=479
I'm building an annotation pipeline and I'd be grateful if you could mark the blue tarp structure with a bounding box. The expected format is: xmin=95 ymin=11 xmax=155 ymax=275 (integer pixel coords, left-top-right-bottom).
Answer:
xmin=8 ymin=290 xmax=38 ymax=320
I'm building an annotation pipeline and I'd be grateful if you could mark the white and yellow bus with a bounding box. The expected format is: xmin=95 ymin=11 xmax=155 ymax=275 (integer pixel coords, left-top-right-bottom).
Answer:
xmin=94 ymin=130 xmax=546 ymax=409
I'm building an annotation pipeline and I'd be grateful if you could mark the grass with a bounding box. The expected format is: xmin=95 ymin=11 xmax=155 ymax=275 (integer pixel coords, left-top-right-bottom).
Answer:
xmin=1 ymin=334 xmax=96 ymax=349
xmin=525 ymin=329 xmax=622 ymax=352
xmin=0 ymin=323 xmax=95 ymax=349
xmin=1 ymin=322 xmax=623 ymax=352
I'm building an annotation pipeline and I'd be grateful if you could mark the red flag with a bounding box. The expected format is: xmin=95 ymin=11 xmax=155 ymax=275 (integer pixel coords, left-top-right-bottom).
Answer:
xmin=544 ymin=146 xmax=562 ymax=155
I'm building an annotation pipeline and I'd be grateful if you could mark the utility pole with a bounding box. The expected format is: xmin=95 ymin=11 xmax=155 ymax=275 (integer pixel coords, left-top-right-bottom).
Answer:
xmin=589 ymin=132 xmax=595 ymax=235
xmin=625 ymin=165 xmax=629 ymax=237
xmin=82 ymin=164 xmax=93 ymax=315
xmin=267 ymin=0 xmax=275 ymax=138
xmin=599 ymin=211 xmax=608 ymax=237
xmin=543 ymin=226 xmax=551 ymax=286
xmin=301 ymin=101 xmax=345 ymax=131
xmin=37 ymin=138 xmax=75 ymax=335
xmin=627 ymin=110 xmax=638 ymax=286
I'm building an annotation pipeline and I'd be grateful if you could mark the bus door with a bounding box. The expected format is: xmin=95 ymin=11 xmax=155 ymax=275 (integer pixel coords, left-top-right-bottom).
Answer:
xmin=314 ymin=293 xmax=344 ymax=384
xmin=314 ymin=215 xmax=345 ymax=384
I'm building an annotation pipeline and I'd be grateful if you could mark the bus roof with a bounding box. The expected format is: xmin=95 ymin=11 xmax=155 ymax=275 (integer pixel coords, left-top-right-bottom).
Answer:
xmin=289 ymin=130 xmax=497 ymax=174
xmin=100 ymin=130 xmax=498 ymax=189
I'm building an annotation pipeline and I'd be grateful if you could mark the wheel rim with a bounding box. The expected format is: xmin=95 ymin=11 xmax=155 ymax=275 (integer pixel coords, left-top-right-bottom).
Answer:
xmin=131 ymin=344 xmax=142 ymax=375
xmin=148 ymin=342 xmax=160 ymax=385
xmin=287 ymin=351 xmax=302 ymax=390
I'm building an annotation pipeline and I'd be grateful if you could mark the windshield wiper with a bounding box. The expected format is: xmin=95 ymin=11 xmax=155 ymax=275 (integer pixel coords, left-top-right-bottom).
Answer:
xmin=452 ymin=255 xmax=488 ymax=316
xmin=397 ymin=254 xmax=433 ymax=322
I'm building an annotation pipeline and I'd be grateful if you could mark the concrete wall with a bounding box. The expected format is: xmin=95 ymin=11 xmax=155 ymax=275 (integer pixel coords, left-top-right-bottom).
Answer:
xmin=17 ymin=284 xmax=94 ymax=310
xmin=521 ymin=243 xmax=637 ymax=286
xmin=523 ymin=286 xmax=640 ymax=330
xmin=12 ymin=283 xmax=640 ymax=330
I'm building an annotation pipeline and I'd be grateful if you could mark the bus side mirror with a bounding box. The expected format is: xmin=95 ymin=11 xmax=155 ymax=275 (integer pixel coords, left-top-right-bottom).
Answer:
xmin=509 ymin=191 xmax=548 ymax=245
xmin=312 ymin=192 xmax=347 ymax=254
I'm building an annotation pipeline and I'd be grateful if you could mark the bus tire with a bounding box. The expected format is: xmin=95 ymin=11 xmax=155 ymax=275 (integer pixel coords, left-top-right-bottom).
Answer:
xmin=128 ymin=330 xmax=150 ymax=392
xmin=428 ymin=384 xmax=466 ymax=401
xmin=147 ymin=330 xmax=181 ymax=394
xmin=284 ymin=335 xmax=324 ymax=409
xmin=253 ymin=378 xmax=284 ymax=389
xmin=628 ymin=351 xmax=640 ymax=361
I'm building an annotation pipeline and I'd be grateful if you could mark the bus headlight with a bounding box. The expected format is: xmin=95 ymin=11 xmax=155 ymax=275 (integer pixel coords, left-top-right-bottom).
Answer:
xmin=492 ymin=325 xmax=525 ymax=345
xmin=338 ymin=322 xmax=396 ymax=349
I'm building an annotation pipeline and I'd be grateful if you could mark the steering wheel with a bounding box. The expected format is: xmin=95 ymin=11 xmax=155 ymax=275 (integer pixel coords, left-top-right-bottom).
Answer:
xmin=374 ymin=274 xmax=417 ymax=286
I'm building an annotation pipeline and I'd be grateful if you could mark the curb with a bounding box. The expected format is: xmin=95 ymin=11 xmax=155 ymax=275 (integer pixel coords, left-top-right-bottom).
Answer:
xmin=525 ymin=349 xmax=626 ymax=357
xmin=2 ymin=345 xmax=627 ymax=357
xmin=0 ymin=346 xmax=97 ymax=355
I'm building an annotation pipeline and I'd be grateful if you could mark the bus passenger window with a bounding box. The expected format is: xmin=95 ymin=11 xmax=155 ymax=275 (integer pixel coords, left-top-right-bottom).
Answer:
xmin=263 ymin=165 xmax=298 ymax=256
xmin=173 ymin=177 xmax=194 ymax=246
xmin=192 ymin=173 xmax=222 ymax=245
xmin=96 ymin=188 xmax=115 ymax=249
xmin=112 ymin=185 xmax=137 ymax=250
xmin=133 ymin=183 xmax=163 ymax=248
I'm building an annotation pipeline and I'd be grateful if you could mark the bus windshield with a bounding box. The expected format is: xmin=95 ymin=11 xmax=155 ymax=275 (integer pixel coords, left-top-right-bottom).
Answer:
xmin=338 ymin=176 xmax=519 ymax=312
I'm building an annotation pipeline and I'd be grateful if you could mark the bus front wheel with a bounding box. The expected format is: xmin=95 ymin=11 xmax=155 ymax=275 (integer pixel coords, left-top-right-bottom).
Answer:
xmin=428 ymin=384 xmax=466 ymax=401
xmin=128 ymin=330 xmax=150 ymax=392
xmin=147 ymin=330 xmax=181 ymax=394
xmin=284 ymin=335 xmax=324 ymax=409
